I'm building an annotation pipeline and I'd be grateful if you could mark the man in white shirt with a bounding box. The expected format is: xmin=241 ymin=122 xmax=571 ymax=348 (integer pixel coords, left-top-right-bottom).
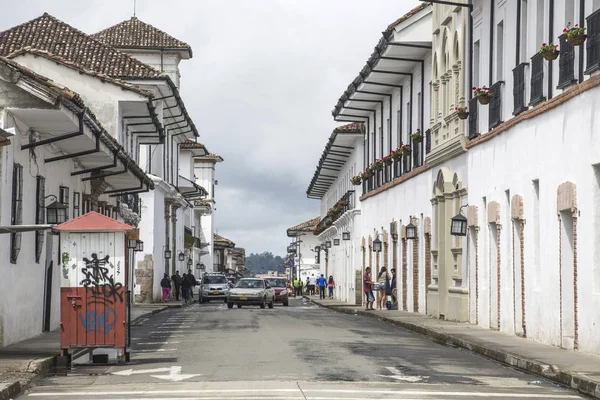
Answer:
xmin=309 ymin=274 xmax=317 ymax=295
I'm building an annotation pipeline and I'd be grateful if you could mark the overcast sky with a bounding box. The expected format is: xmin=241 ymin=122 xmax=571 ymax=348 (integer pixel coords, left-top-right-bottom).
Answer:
xmin=0 ymin=0 xmax=416 ymax=256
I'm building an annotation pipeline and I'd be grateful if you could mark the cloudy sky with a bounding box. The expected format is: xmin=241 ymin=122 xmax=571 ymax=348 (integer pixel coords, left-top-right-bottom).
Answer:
xmin=1 ymin=0 xmax=416 ymax=256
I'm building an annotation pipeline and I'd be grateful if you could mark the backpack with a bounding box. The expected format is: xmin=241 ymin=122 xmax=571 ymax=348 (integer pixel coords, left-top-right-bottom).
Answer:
xmin=386 ymin=295 xmax=392 ymax=310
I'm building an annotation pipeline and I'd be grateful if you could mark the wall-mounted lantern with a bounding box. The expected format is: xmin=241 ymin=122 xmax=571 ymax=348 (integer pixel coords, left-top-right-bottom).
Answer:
xmin=372 ymin=236 xmax=382 ymax=252
xmin=187 ymin=258 xmax=193 ymax=266
xmin=178 ymin=251 xmax=185 ymax=261
xmin=135 ymin=240 xmax=144 ymax=252
xmin=164 ymin=248 xmax=172 ymax=259
xmin=45 ymin=195 xmax=68 ymax=225
xmin=450 ymin=205 xmax=469 ymax=236
xmin=128 ymin=239 xmax=138 ymax=249
xmin=325 ymin=240 xmax=332 ymax=249
xmin=334 ymin=239 xmax=340 ymax=246
xmin=314 ymin=245 xmax=321 ymax=252
xmin=342 ymin=232 xmax=350 ymax=240
xmin=406 ymin=220 xmax=417 ymax=240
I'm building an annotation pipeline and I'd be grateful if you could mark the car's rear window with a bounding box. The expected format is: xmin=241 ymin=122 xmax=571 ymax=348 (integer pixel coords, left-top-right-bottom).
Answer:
xmin=203 ymin=276 xmax=227 ymax=284
xmin=265 ymin=278 xmax=286 ymax=287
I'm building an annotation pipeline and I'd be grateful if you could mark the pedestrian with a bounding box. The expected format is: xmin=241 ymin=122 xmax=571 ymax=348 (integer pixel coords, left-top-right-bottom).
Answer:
xmin=376 ymin=266 xmax=391 ymax=310
xmin=293 ymin=278 xmax=302 ymax=297
xmin=390 ymin=268 xmax=397 ymax=310
xmin=160 ymin=273 xmax=171 ymax=303
xmin=171 ymin=270 xmax=182 ymax=301
xmin=305 ymin=277 xmax=310 ymax=296
xmin=363 ymin=267 xmax=375 ymax=311
xmin=327 ymin=275 xmax=335 ymax=299
xmin=309 ymin=274 xmax=317 ymax=295
xmin=316 ymin=274 xmax=327 ymax=299
xmin=186 ymin=269 xmax=196 ymax=300
xmin=181 ymin=272 xmax=191 ymax=303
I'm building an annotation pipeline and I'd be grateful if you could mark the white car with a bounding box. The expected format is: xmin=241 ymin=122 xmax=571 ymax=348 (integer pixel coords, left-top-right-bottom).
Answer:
xmin=227 ymin=278 xmax=276 ymax=309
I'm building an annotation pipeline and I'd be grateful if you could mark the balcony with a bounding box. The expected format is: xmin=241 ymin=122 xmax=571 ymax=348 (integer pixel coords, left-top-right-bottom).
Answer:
xmin=558 ymin=34 xmax=576 ymax=89
xmin=513 ymin=63 xmax=529 ymax=115
xmin=585 ymin=9 xmax=600 ymax=74
xmin=468 ymin=97 xmax=479 ymax=139
xmin=488 ymin=81 xmax=504 ymax=130
xmin=529 ymin=53 xmax=545 ymax=106
xmin=315 ymin=190 xmax=355 ymax=234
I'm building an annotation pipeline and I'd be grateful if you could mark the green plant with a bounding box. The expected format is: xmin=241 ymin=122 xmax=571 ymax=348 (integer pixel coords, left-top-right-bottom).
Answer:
xmin=410 ymin=129 xmax=422 ymax=142
xmin=351 ymin=175 xmax=362 ymax=185
xmin=539 ymin=42 xmax=558 ymax=53
xmin=564 ymin=22 xmax=585 ymax=38
xmin=184 ymin=232 xmax=195 ymax=248
xmin=472 ymin=86 xmax=492 ymax=97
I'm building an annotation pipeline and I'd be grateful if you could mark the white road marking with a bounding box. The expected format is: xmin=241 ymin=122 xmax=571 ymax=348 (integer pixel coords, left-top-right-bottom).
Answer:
xmin=136 ymin=341 xmax=180 ymax=345
xmin=111 ymin=367 xmax=174 ymax=376
xmin=379 ymin=366 xmax=428 ymax=383
xmin=130 ymin=348 xmax=177 ymax=353
xmin=149 ymin=330 xmax=187 ymax=334
xmin=156 ymin=325 xmax=191 ymax=329
xmin=150 ymin=366 xmax=201 ymax=382
xmin=27 ymin=388 xmax=584 ymax=398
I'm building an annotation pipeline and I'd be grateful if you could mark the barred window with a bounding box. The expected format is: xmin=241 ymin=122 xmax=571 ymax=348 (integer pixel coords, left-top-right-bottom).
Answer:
xmin=10 ymin=163 xmax=23 ymax=264
xmin=35 ymin=175 xmax=45 ymax=263
xmin=59 ymin=186 xmax=70 ymax=219
xmin=73 ymin=192 xmax=80 ymax=217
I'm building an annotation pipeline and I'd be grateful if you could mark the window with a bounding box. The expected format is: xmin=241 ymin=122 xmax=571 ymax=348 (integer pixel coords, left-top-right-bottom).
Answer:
xmin=474 ymin=41 xmax=480 ymax=87
xmin=387 ymin=118 xmax=392 ymax=153
xmin=10 ymin=163 xmax=23 ymax=264
xmin=73 ymin=192 xmax=80 ymax=217
xmin=406 ymin=102 xmax=411 ymax=143
xmin=36 ymin=176 xmax=45 ymax=263
xmin=497 ymin=21 xmax=504 ymax=81
xmin=59 ymin=186 xmax=70 ymax=219
xmin=520 ymin=0 xmax=528 ymax=62
xmin=397 ymin=109 xmax=402 ymax=147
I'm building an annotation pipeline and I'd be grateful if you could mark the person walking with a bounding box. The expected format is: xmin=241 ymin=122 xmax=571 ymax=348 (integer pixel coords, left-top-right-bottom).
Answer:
xmin=171 ymin=270 xmax=182 ymax=301
xmin=181 ymin=272 xmax=191 ymax=303
xmin=186 ymin=269 xmax=197 ymax=300
xmin=390 ymin=268 xmax=398 ymax=310
xmin=316 ymin=274 xmax=327 ymax=300
xmin=160 ymin=273 xmax=171 ymax=303
xmin=363 ymin=267 xmax=375 ymax=311
xmin=327 ymin=275 xmax=335 ymax=299
xmin=293 ymin=278 xmax=302 ymax=297
xmin=309 ymin=274 xmax=317 ymax=295
xmin=376 ymin=267 xmax=391 ymax=310
xmin=305 ymin=277 xmax=311 ymax=296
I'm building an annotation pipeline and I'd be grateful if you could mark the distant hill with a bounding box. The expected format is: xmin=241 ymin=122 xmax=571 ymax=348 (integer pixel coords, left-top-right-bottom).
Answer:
xmin=245 ymin=252 xmax=285 ymax=276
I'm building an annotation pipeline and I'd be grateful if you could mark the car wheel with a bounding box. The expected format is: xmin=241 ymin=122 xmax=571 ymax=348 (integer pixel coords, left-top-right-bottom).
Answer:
xmin=260 ymin=297 xmax=266 ymax=309
xmin=227 ymin=302 xmax=234 ymax=309
xmin=268 ymin=297 xmax=274 ymax=309
xmin=237 ymin=304 xmax=242 ymax=309
xmin=224 ymin=299 xmax=228 ymax=303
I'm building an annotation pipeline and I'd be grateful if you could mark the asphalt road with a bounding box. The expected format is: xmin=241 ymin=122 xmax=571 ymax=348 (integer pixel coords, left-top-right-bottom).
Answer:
xmin=19 ymin=298 xmax=587 ymax=399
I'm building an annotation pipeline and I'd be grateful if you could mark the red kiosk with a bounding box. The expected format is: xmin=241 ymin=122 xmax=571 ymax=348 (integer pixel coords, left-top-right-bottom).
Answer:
xmin=55 ymin=212 xmax=133 ymax=364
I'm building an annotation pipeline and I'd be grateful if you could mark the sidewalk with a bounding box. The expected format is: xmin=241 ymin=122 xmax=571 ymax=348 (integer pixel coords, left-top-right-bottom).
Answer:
xmin=305 ymin=296 xmax=600 ymax=399
xmin=0 ymin=302 xmax=174 ymax=400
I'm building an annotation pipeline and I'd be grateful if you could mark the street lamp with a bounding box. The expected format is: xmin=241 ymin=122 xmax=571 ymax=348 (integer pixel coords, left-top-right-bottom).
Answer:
xmin=135 ymin=240 xmax=144 ymax=252
xmin=187 ymin=258 xmax=193 ymax=266
xmin=372 ymin=236 xmax=382 ymax=252
xmin=451 ymin=205 xmax=469 ymax=236
xmin=164 ymin=248 xmax=172 ymax=259
xmin=127 ymin=239 xmax=138 ymax=249
xmin=342 ymin=232 xmax=350 ymax=240
xmin=406 ymin=220 xmax=417 ymax=240
xmin=334 ymin=239 xmax=340 ymax=246
xmin=178 ymin=252 xmax=185 ymax=261
xmin=45 ymin=195 xmax=67 ymax=225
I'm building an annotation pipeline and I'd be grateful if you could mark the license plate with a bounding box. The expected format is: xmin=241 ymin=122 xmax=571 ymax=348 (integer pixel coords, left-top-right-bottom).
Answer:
xmin=213 ymin=291 xmax=220 ymax=295
xmin=240 ymin=296 xmax=248 ymax=300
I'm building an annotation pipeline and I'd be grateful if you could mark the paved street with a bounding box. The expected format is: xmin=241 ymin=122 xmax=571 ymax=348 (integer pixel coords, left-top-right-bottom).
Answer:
xmin=19 ymin=298 xmax=586 ymax=399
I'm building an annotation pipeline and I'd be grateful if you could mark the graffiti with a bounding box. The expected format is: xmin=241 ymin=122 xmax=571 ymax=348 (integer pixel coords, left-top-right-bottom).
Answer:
xmin=116 ymin=260 xmax=121 ymax=275
xmin=79 ymin=308 xmax=116 ymax=334
xmin=80 ymin=253 xmax=123 ymax=305
xmin=62 ymin=252 xmax=70 ymax=279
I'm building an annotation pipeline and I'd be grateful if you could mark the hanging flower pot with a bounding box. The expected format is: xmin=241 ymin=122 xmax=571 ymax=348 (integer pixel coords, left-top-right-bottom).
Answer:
xmin=473 ymin=86 xmax=492 ymax=105
xmin=350 ymin=175 xmax=362 ymax=186
xmin=391 ymin=149 xmax=402 ymax=161
xmin=564 ymin=23 xmax=587 ymax=46
xmin=410 ymin=129 xmax=422 ymax=143
xmin=383 ymin=155 xmax=393 ymax=166
xmin=539 ymin=42 xmax=559 ymax=60
xmin=455 ymin=106 xmax=469 ymax=120
xmin=401 ymin=144 xmax=411 ymax=155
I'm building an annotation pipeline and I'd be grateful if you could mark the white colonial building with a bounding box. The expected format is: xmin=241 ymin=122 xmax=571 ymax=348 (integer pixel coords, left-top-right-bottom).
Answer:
xmin=0 ymin=12 xmax=226 ymax=345
xmin=286 ymin=217 xmax=322 ymax=283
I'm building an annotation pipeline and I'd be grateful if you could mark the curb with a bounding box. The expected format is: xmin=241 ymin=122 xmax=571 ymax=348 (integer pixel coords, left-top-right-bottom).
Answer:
xmin=130 ymin=306 xmax=168 ymax=325
xmin=0 ymin=381 xmax=21 ymax=400
xmin=307 ymin=297 xmax=600 ymax=399
xmin=0 ymin=354 xmax=57 ymax=400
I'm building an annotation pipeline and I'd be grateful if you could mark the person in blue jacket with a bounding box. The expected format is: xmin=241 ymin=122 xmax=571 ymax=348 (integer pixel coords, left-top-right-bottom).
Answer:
xmin=316 ymin=274 xmax=328 ymax=299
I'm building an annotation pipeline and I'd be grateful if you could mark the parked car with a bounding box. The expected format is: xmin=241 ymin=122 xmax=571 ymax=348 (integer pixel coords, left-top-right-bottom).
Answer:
xmin=227 ymin=278 xmax=276 ymax=309
xmin=226 ymin=276 xmax=237 ymax=287
xmin=264 ymin=277 xmax=289 ymax=306
xmin=199 ymin=273 xmax=230 ymax=303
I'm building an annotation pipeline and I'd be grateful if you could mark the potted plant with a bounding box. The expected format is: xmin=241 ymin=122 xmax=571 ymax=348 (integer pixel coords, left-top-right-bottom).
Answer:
xmin=473 ymin=86 xmax=492 ymax=105
xmin=383 ymin=155 xmax=393 ymax=166
xmin=391 ymin=147 xmax=402 ymax=160
xmin=361 ymin=168 xmax=372 ymax=180
xmin=564 ymin=22 xmax=586 ymax=46
xmin=455 ymin=106 xmax=469 ymax=120
xmin=539 ymin=42 xmax=559 ymax=60
xmin=372 ymin=159 xmax=384 ymax=171
xmin=401 ymin=144 xmax=411 ymax=155
xmin=351 ymin=175 xmax=362 ymax=185
xmin=410 ymin=128 xmax=423 ymax=143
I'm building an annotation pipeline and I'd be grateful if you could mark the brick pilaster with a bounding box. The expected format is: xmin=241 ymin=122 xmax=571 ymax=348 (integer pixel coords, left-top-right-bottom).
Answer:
xmin=519 ymin=221 xmax=526 ymax=337
xmin=573 ymin=216 xmax=578 ymax=349
xmin=474 ymin=227 xmax=479 ymax=325
xmin=413 ymin=237 xmax=419 ymax=312
xmin=497 ymin=225 xmax=502 ymax=330
xmin=402 ymin=238 xmax=407 ymax=311
xmin=424 ymin=233 xmax=431 ymax=314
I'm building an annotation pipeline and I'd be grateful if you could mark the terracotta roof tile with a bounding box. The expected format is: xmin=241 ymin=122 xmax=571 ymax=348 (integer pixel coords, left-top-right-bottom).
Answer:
xmin=180 ymin=139 xmax=206 ymax=150
xmin=287 ymin=216 xmax=320 ymax=235
xmin=92 ymin=17 xmax=192 ymax=57
xmin=333 ymin=122 xmax=365 ymax=133
xmin=214 ymin=233 xmax=235 ymax=247
xmin=386 ymin=3 xmax=430 ymax=31
xmin=53 ymin=211 xmax=134 ymax=232
xmin=0 ymin=13 xmax=162 ymax=79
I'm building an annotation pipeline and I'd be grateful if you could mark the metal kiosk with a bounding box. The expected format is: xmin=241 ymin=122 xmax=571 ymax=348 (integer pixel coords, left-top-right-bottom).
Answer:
xmin=55 ymin=211 xmax=134 ymax=365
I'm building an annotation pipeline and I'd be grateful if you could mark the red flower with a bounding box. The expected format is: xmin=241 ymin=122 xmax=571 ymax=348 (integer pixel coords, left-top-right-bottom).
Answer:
xmin=472 ymin=86 xmax=476 ymax=90
xmin=575 ymin=24 xmax=579 ymax=27
xmin=542 ymin=42 xmax=547 ymax=46
xmin=563 ymin=29 xmax=568 ymax=33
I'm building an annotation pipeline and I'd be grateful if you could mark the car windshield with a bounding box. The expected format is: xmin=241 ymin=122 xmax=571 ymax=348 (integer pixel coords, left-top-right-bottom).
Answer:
xmin=265 ymin=278 xmax=286 ymax=287
xmin=235 ymin=280 xmax=264 ymax=289
xmin=203 ymin=276 xmax=227 ymax=284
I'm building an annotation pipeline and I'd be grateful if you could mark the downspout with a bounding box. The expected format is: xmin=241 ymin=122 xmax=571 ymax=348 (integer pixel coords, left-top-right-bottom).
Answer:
xmin=489 ymin=0 xmax=495 ymax=85
xmin=420 ymin=60 xmax=425 ymax=162
xmin=389 ymin=94 xmax=393 ymax=154
xmin=469 ymin=0 xmax=474 ymax=101
xmin=548 ymin=0 xmax=554 ymax=99
xmin=380 ymin=101 xmax=384 ymax=159
xmin=516 ymin=0 xmax=522 ymax=65
xmin=579 ymin=0 xmax=585 ymax=83
xmin=373 ymin=109 xmax=377 ymax=162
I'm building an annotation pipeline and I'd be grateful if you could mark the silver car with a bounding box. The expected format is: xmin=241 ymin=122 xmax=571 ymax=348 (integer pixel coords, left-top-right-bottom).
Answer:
xmin=227 ymin=278 xmax=276 ymax=309
xmin=199 ymin=273 xmax=231 ymax=303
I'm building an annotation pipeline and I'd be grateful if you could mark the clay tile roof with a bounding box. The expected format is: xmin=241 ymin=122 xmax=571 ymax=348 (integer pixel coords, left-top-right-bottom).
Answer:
xmin=180 ymin=139 xmax=206 ymax=150
xmin=386 ymin=3 xmax=430 ymax=31
xmin=92 ymin=17 xmax=192 ymax=57
xmin=0 ymin=13 xmax=162 ymax=79
xmin=287 ymin=216 xmax=320 ymax=235
xmin=53 ymin=211 xmax=134 ymax=232
xmin=333 ymin=122 xmax=365 ymax=134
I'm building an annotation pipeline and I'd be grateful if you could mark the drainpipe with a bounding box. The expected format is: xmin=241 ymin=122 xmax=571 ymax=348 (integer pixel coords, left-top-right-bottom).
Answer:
xmin=490 ymin=0 xmax=495 ymax=85
xmin=548 ymin=0 xmax=554 ymax=99
xmin=578 ymin=0 xmax=585 ymax=83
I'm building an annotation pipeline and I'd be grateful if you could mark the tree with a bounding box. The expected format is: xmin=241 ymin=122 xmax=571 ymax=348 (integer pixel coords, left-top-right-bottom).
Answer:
xmin=245 ymin=252 xmax=285 ymax=275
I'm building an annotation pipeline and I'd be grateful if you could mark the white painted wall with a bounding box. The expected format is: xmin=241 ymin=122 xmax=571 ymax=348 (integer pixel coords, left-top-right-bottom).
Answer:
xmin=123 ymin=51 xmax=183 ymax=89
